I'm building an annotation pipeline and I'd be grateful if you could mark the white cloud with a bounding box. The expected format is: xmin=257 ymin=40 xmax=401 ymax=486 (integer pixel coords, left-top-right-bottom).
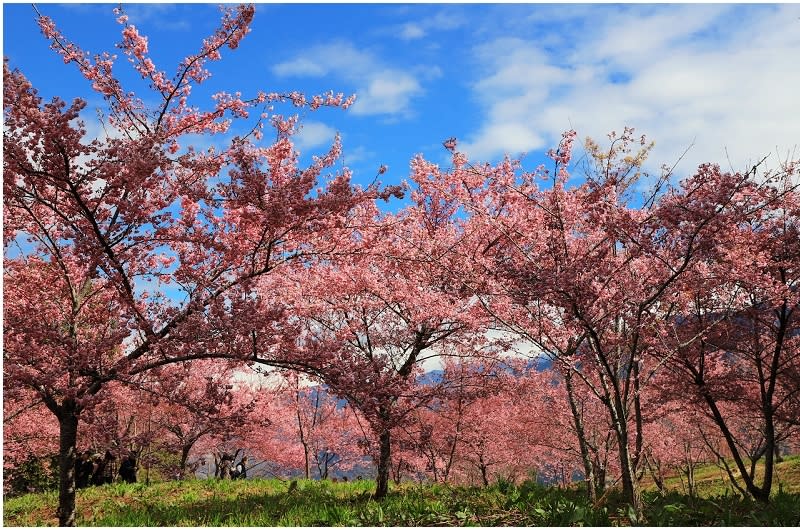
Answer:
xmin=400 ymin=23 xmax=425 ymax=40
xmin=464 ymin=123 xmax=545 ymax=161
xmin=351 ymin=71 xmax=421 ymax=116
xmin=415 ymin=65 xmax=443 ymax=82
xmin=463 ymin=4 xmax=800 ymax=177
xmin=392 ymin=9 xmax=468 ymax=41
xmin=273 ymin=42 xmax=426 ymax=118
xmin=273 ymin=42 xmax=372 ymax=78
xmin=272 ymin=58 xmax=327 ymax=77
xmin=295 ymin=121 xmax=336 ymax=151
xmin=339 ymin=145 xmax=374 ymax=167
xmin=123 ymin=4 xmax=193 ymax=31
xmin=80 ymin=113 xmax=127 ymax=143
xmin=73 ymin=113 xmax=129 ymax=195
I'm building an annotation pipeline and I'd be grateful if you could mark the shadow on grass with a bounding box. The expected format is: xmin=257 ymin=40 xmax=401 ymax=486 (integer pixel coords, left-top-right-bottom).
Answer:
xmin=85 ymin=481 xmax=377 ymax=526
xmin=641 ymin=489 xmax=800 ymax=527
xmin=93 ymin=491 xmax=297 ymax=526
xmin=83 ymin=482 xmax=518 ymax=526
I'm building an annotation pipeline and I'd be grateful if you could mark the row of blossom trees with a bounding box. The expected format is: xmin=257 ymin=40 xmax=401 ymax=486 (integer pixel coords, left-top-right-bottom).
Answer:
xmin=10 ymin=346 xmax=793 ymax=500
xmin=4 ymin=3 xmax=799 ymax=525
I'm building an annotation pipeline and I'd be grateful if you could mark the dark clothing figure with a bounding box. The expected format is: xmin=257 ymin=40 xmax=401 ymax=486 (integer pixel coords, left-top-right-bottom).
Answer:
xmin=92 ymin=451 xmax=116 ymax=486
xmin=119 ymin=453 xmax=138 ymax=484
xmin=232 ymin=457 xmax=248 ymax=480
xmin=89 ymin=454 xmax=104 ymax=486
xmin=218 ymin=453 xmax=234 ymax=480
xmin=102 ymin=451 xmax=116 ymax=484
xmin=75 ymin=452 xmax=93 ymax=489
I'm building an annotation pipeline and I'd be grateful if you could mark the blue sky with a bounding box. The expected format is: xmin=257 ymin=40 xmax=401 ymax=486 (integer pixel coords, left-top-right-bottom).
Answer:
xmin=3 ymin=3 xmax=800 ymax=198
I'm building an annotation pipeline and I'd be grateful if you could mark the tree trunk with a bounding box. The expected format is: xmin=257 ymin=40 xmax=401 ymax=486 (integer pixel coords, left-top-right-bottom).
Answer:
xmin=757 ymin=296 xmax=792 ymax=502
xmin=617 ymin=438 xmax=641 ymax=515
xmin=478 ymin=454 xmax=490 ymax=487
xmin=758 ymin=412 xmax=775 ymax=502
xmin=392 ymin=459 xmax=402 ymax=485
xmin=564 ymin=369 xmax=597 ymax=502
xmin=685 ymin=463 xmax=696 ymax=498
xmin=443 ymin=393 xmax=464 ymax=483
xmin=588 ymin=331 xmax=643 ymax=516
xmin=480 ymin=464 xmax=489 ymax=487
xmin=57 ymin=408 xmax=79 ymax=526
xmin=179 ymin=444 xmax=192 ymax=479
xmin=375 ymin=429 xmax=391 ymax=499
xmin=700 ymin=386 xmax=768 ymax=501
xmin=296 ymin=394 xmax=311 ymax=480
xmin=648 ymin=458 xmax=665 ymax=493
xmin=219 ymin=456 xmax=232 ymax=480
xmin=608 ymin=393 xmax=641 ymax=515
xmin=302 ymin=442 xmax=311 ymax=480
xmin=594 ymin=460 xmax=606 ymax=496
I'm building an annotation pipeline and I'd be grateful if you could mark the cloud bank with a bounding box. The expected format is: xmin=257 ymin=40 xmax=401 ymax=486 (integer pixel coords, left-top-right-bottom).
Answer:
xmin=462 ymin=4 xmax=800 ymax=176
xmin=273 ymin=41 xmax=436 ymax=118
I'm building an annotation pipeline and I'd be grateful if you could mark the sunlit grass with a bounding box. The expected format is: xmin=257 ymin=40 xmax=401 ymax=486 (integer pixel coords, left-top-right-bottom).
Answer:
xmin=4 ymin=467 xmax=799 ymax=526
xmin=642 ymin=454 xmax=800 ymax=497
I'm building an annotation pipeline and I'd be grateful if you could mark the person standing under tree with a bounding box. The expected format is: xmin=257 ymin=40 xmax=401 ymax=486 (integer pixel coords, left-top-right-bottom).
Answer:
xmin=119 ymin=452 xmax=138 ymax=484
xmin=233 ymin=456 xmax=248 ymax=480
xmin=90 ymin=453 xmax=104 ymax=487
xmin=74 ymin=451 xmax=93 ymax=489
xmin=100 ymin=450 xmax=116 ymax=485
xmin=218 ymin=452 xmax=234 ymax=479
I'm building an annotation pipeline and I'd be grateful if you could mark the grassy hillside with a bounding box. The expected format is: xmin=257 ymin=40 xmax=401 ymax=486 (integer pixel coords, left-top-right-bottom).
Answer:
xmin=641 ymin=454 xmax=800 ymax=497
xmin=4 ymin=458 xmax=800 ymax=527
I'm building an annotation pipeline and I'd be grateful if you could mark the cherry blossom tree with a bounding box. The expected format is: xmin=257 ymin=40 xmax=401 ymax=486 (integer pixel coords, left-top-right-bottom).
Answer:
xmin=394 ymin=359 xmax=484 ymax=484
xmin=3 ymin=389 xmax=61 ymax=494
xmin=229 ymin=384 xmax=307 ymax=479
xmin=6 ymin=2 xmax=799 ymax=521
xmin=2 ymin=4 xmax=379 ymax=523
xmin=640 ymin=383 xmax=717 ymax=496
xmin=646 ymin=157 xmax=800 ymax=501
xmin=200 ymin=375 xmax=368 ymax=481
xmin=279 ymin=373 xmax=365 ymax=480
xmin=136 ymin=360 xmax=262 ymax=478
xmin=407 ymin=129 xmax=798 ymax=513
xmin=243 ymin=180 xmax=484 ymax=497
xmin=393 ymin=360 xmax=566 ymax=487
xmin=265 ymin=257 xmax=467 ymax=497
xmin=539 ymin=365 xmax=620 ymax=499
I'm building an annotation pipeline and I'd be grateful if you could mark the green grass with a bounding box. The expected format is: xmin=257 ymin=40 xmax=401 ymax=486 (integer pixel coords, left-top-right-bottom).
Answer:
xmin=642 ymin=453 xmax=800 ymax=498
xmin=4 ymin=469 xmax=800 ymax=527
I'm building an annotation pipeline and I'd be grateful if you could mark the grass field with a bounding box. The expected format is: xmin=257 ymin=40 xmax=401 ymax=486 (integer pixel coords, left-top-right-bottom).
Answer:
xmin=4 ymin=457 xmax=800 ymax=526
xmin=641 ymin=453 xmax=800 ymax=497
